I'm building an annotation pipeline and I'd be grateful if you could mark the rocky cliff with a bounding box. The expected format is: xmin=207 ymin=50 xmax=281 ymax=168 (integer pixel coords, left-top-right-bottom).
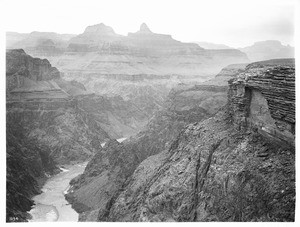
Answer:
xmin=67 ymin=59 xmax=295 ymax=222
xmin=228 ymin=59 xmax=295 ymax=145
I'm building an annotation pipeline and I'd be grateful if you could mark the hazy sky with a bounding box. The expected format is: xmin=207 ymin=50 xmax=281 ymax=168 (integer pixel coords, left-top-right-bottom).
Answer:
xmin=2 ymin=0 xmax=296 ymax=47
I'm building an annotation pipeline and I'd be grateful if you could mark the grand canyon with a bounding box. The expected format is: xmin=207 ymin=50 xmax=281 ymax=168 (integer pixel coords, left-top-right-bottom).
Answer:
xmin=4 ymin=0 xmax=296 ymax=223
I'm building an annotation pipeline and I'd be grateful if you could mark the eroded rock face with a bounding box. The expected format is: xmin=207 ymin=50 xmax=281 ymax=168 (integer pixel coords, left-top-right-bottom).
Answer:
xmin=228 ymin=58 xmax=295 ymax=145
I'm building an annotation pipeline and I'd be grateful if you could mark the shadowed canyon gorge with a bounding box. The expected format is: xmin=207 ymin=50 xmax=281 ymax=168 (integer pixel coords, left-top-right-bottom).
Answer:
xmin=6 ymin=22 xmax=295 ymax=223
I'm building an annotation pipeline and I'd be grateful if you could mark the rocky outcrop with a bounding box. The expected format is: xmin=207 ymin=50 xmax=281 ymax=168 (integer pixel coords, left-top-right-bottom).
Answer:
xmin=228 ymin=59 xmax=295 ymax=145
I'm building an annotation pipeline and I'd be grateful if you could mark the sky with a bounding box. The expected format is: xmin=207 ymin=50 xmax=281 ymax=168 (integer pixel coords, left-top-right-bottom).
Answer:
xmin=1 ymin=0 xmax=296 ymax=48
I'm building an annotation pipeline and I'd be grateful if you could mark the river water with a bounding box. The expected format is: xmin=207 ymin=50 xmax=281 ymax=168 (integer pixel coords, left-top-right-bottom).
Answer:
xmin=28 ymin=163 xmax=87 ymax=222
xmin=101 ymin=137 xmax=127 ymax=147
xmin=29 ymin=138 xmax=127 ymax=222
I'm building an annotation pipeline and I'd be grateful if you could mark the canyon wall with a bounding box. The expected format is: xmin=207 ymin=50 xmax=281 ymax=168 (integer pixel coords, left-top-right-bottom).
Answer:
xmin=66 ymin=59 xmax=295 ymax=222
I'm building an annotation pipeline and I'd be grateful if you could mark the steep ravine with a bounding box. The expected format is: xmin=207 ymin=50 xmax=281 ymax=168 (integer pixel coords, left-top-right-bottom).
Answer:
xmin=66 ymin=59 xmax=295 ymax=222
xmin=6 ymin=49 xmax=160 ymax=222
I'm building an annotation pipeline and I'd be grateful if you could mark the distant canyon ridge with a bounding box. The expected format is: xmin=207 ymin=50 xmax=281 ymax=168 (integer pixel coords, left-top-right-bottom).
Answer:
xmin=6 ymin=23 xmax=293 ymax=117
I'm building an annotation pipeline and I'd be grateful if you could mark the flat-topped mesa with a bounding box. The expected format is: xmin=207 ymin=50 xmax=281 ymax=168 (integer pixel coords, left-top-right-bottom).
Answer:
xmin=228 ymin=58 xmax=295 ymax=145
xmin=83 ymin=23 xmax=117 ymax=36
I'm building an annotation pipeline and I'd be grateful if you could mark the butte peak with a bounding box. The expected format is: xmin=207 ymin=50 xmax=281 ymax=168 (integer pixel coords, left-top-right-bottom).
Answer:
xmin=139 ymin=23 xmax=152 ymax=33
xmin=83 ymin=23 xmax=116 ymax=35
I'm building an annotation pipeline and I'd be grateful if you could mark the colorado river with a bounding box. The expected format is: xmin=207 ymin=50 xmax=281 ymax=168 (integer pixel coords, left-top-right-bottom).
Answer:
xmin=101 ymin=137 xmax=127 ymax=147
xmin=28 ymin=163 xmax=87 ymax=222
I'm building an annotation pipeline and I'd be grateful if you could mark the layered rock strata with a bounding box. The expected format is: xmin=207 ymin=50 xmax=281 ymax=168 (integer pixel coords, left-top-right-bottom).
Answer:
xmin=228 ymin=59 xmax=295 ymax=145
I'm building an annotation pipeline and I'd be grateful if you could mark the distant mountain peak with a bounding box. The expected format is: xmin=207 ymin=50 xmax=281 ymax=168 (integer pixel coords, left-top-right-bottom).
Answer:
xmin=139 ymin=23 xmax=152 ymax=33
